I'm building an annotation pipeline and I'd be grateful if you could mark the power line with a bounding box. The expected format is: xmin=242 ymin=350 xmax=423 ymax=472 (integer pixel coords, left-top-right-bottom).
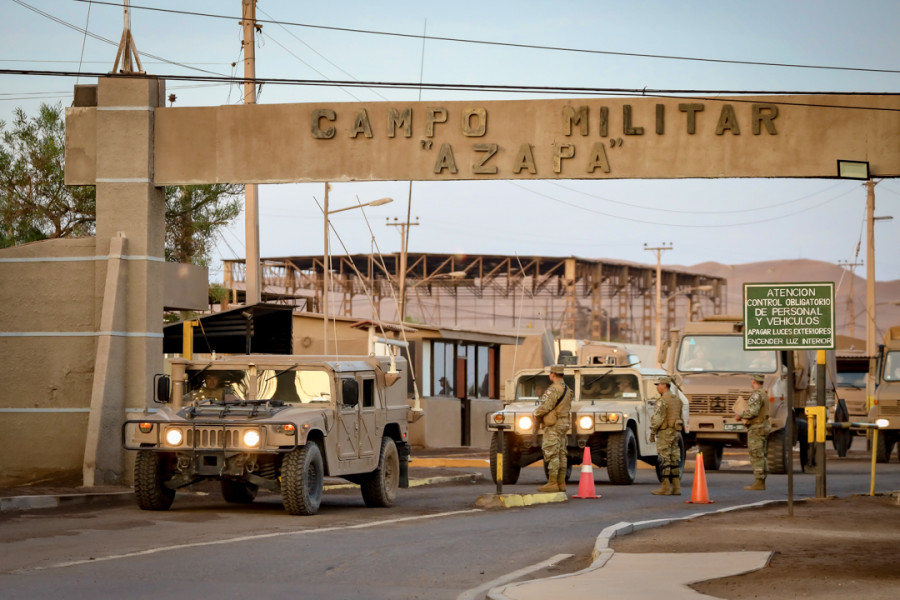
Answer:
xmin=2 ymin=68 xmax=898 ymax=112
xmin=71 ymin=0 xmax=900 ymax=75
xmin=11 ymin=0 xmax=228 ymax=77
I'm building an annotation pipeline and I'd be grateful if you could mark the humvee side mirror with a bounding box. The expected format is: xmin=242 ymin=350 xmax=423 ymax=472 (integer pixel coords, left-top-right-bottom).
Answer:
xmin=657 ymin=339 xmax=670 ymax=367
xmin=154 ymin=374 xmax=171 ymax=404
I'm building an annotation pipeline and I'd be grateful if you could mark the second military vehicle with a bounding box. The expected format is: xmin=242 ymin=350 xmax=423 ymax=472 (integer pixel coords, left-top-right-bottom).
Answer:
xmin=487 ymin=364 xmax=689 ymax=485
xmin=123 ymin=354 xmax=413 ymax=515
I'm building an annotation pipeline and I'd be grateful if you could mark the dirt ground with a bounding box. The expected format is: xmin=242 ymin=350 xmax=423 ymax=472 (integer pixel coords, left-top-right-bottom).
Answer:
xmin=610 ymin=493 xmax=900 ymax=599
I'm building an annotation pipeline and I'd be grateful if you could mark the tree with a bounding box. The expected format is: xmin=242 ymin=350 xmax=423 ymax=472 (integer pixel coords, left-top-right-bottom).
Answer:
xmin=0 ymin=104 xmax=95 ymax=246
xmin=165 ymin=184 xmax=242 ymax=266
xmin=0 ymin=103 xmax=243 ymax=266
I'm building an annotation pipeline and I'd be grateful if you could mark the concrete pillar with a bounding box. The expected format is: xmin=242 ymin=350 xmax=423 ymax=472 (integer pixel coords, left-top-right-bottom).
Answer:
xmin=83 ymin=77 xmax=165 ymax=486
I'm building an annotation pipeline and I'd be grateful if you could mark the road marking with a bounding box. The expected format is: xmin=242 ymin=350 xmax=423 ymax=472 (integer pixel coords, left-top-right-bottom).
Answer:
xmin=11 ymin=509 xmax=483 ymax=574
xmin=455 ymin=553 xmax=573 ymax=600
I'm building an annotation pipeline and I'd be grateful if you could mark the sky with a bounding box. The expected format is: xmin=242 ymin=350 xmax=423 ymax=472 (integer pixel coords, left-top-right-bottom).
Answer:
xmin=2 ymin=0 xmax=899 ymax=283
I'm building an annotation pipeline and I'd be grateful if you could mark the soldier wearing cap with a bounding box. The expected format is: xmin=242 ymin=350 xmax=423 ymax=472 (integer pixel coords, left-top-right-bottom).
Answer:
xmin=650 ymin=376 xmax=685 ymax=495
xmin=533 ymin=365 xmax=572 ymax=493
xmin=736 ymin=374 xmax=770 ymax=490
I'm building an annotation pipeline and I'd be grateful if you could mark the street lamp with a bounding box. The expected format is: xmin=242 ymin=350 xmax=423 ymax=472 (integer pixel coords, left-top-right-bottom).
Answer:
xmin=323 ymin=183 xmax=393 ymax=356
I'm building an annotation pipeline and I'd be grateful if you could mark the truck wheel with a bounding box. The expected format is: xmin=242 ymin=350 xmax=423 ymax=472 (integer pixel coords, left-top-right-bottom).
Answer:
xmin=607 ymin=428 xmax=637 ymax=485
xmin=831 ymin=399 xmax=852 ymax=457
xmin=699 ymin=444 xmax=723 ymax=471
xmin=876 ymin=431 xmax=894 ymax=463
xmin=282 ymin=443 xmax=324 ymax=515
xmin=766 ymin=427 xmax=791 ymax=474
xmin=361 ymin=437 xmax=399 ymax=508
xmin=134 ymin=450 xmax=175 ymax=511
xmin=489 ymin=432 xmax=521 ymax=484
xmin=657 ymin=434 xmax=687 ymax=482
xmin=221 ymin=479 xmax=258 ymax=504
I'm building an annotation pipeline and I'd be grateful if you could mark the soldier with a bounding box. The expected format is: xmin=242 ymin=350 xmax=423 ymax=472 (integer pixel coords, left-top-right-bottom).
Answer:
xmin=736 ymin=373 xmax=770 ymax=490
xmin=190 ymin=372 xmax=225 ymax=402
xmin=533 ymin=365 xmax=572 ymax=493
xmin=650 ymin=376 xmax=685 ymax=496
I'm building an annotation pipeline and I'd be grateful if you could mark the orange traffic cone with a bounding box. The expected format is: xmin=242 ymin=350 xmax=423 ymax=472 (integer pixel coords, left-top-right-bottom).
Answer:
xmin=685 ymin=451 xmax=715 ymax=504
xmin=573 ymin=447 xmax=600 ymax=499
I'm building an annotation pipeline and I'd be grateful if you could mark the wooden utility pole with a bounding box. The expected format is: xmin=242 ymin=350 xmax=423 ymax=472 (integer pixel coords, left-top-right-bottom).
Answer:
xmin=838 ymin=259 xmax=863 ymax=338
xmin=241 ymin=0 xmax=261 ymax=305
xmin=865 ymin=180 xmax=878 ymax=412
xmin=645 ymin=243 xmax=673 ymax=366
xmin=112 ymin=0 xmax=144 ymax=74
xmin=387 ymin=216 xmax=420 ymax=323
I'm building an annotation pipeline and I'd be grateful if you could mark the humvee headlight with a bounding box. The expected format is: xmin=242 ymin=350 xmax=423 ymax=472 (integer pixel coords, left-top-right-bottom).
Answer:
xmin=608 ymin=412 xmax=620 ymax=423
xmin=518 ymin=415 xmax=534 ymax=431
xmin=876 ymin=418 xmax=890 ymax=429
xmin=165 ymin=428 xmax=184 ymax=446
xmin=138 ymin=422 xmax=154 ymax=434
xmin=578 ymin=415 xmax=594 ymax=430
xmin=492 ymin=413 xmax=506 ymax=425
xmin=243 ymin=429 xmax=261 ymax=448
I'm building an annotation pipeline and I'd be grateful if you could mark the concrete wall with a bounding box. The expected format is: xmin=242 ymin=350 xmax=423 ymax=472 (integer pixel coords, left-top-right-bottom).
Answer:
xmin=408 ymin=396 xmax=502 ymax=449
xmin=0 ymin=238 xmax=99 ymax=486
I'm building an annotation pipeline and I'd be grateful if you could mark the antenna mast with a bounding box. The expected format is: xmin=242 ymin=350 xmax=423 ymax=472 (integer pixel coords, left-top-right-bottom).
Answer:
xmin=111 ymin=1 xmax=144 ymax=74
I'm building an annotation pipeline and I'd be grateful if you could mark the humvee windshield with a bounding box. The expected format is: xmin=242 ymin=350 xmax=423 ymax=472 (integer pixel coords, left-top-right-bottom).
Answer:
xmin=884 ymin=351 xmax=900 ymax=382
xmin=677 ymin=335 xmax=776 ymax=373
xmin=516 ymin=374 xmax=574 ymax=400
xmin=836 ymin=358 xmax=868 ymax=388
xmin=185 ymin=368 xmax=332 ymax=404
xmin=581 ymin=374 xmax=639 ymax=400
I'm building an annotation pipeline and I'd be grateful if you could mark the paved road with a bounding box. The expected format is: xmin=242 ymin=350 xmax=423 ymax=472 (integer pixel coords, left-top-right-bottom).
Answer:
xmin=1 ymin=448 xmax=896 ymax=600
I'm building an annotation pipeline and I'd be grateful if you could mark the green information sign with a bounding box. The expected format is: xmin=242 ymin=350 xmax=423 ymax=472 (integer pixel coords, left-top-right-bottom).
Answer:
xmin=743 ymin=282 xmax=835 ymax=350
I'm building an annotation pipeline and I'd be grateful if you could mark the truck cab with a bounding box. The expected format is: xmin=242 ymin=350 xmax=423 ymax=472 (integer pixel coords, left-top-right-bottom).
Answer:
xmin=872 ymin=326 xmax=900 ymax=462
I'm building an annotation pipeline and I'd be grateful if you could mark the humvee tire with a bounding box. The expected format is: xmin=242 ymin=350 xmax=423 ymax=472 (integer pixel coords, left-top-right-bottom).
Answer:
xmin=361 ymin=437 xmax=399 ymax=507
xmin=607 ymin=428 xmax=637 ymax=485
xmin=876 ymin=431 xmax=894 ymax=463
xmin=699 ymin=444 xmax=723 ymax=471
xmin=489 ymin=432 xmax=521 ymax=485
xmin=221 ymin=479 xmax=259 ymax=504
xmin=134 ymin=450 xmax=175 ymax=511
xmin=282 ymin=443 xmax=324 ymax=515
xmin=767 ymin=427 xmax=791 ymax=474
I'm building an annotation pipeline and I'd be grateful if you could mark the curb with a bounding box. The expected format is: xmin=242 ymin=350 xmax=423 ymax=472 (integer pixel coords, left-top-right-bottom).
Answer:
xmin=475 ymin=491 xmax=568 ymax=509
xmin=1 ymin=473 xmax=485 ymax=514
xmin=1 ymin=491 xmax=133 ymax=513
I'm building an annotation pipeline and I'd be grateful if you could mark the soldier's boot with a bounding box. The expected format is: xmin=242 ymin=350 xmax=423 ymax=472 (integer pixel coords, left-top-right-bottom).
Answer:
xmin=670 ymin=477 xmax=682 ymax=496
xmin=557 ymin=471 xmax=567 ymax=494
xmin=651 ymin=478 xmax=671 ymax=495
xmin=744 ymin=478 xmax=766 ymax=491
xmin=537 ymin=470 xmax=559 ymax=493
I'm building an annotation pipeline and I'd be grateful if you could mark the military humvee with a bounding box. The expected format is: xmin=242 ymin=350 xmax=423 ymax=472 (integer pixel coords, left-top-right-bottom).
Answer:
xmin=873 ymin=326 xmax=900 ymax=462
xmin=486 ymin=365 xmax=689 ymax=485
xmin=123 ymin=355 xmax=413 ymax=515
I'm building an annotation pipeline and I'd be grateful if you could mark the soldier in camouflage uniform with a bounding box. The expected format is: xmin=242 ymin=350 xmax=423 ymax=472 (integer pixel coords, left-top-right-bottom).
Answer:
xmin=189 ymin=372 xmax=225 ymax=402
xmin=736 ymin=373 xmax=770 ymax=490
xmin=534 ymin=365 xmax=572 ymax=493
xmin=650 ymin=376 xmax=684 ymax=496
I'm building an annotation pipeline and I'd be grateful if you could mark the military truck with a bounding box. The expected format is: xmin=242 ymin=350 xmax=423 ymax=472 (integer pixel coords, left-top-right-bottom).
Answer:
xmin=486 ymin=364 xmax=689 ymax=485
xmin=873 ymin=326 xmax=900 ymax=462
xmin=123 ymin=354 xmax=413 ymax=515
xmin=662 ymin=316 xmax=817 ymax=473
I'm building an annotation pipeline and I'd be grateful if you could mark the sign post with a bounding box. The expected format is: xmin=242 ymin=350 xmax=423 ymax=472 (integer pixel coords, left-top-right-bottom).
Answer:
xmin=744 ymin=282 xmax=835 ymax=504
